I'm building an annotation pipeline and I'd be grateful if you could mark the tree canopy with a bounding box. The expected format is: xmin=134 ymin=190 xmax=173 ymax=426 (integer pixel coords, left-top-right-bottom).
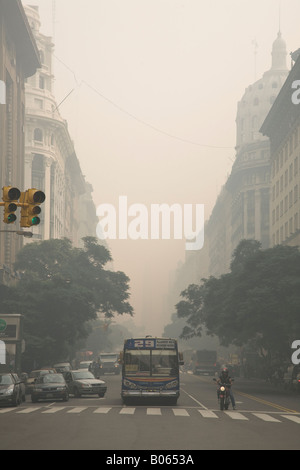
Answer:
xmin=1 ymin=237 xmax=133 ymax=369
xmin=176 ymin=240 xmax=300 ymax=362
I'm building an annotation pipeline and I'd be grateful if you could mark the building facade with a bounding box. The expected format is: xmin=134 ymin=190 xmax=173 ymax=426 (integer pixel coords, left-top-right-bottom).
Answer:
xmin=23 ymin=5 xmax=97 ymax=247
xmin=206 ymin=32 xmax=289 ymax=277
xmin=0 ymin=0 xmax=40 ymax=283
xmin=261 ymin=52 xmax=300 ymax=248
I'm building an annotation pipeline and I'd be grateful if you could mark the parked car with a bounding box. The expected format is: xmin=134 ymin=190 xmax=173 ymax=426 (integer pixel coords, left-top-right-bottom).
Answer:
xmin=53 ymin=362 xmax=72 ymax=374
xmin=31 ymin=373 xmax=69 ymax=403
xmin=0 ymin=373 xmax=23 ymax=406
xmin=64 ymin=370 xmax=107 ymax=397
xmin=25 ymin=369 xmax=57 ymax=395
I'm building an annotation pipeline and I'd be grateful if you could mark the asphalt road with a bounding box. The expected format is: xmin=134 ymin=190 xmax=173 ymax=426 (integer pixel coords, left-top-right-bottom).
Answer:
xmin=1 ymin=371 xmax=300 ymax=451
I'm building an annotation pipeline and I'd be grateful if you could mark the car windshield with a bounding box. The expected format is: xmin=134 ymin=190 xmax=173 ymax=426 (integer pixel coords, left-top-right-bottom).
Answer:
xmin=100 ymin=355 xmax=117 ymax=361
xmin=40 ymin=374 xmax=65 ymax=384
xmin=72 ymin=371 xmax=95 ymax=380
xmin=29 ymin=370 xmax=54 ymax=378
xmin=0 ymin=374 xmax=13 ymax=385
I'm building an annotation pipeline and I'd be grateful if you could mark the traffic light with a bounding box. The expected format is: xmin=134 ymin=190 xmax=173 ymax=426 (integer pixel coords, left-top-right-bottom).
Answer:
xmin=2 ymin=186 xmax=21 ymax=224
xmin=20 ymin=189 xmax=46 ymax=228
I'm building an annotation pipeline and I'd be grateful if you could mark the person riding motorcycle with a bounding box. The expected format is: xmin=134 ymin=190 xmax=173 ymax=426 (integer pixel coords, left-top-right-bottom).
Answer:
xmin=217 ymin=367 xmax=236 ymax=410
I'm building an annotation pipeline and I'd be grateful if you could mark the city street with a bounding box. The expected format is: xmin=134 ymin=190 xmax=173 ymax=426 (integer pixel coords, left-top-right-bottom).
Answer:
xmin=1 ymin=371 xmax=300 ymax=451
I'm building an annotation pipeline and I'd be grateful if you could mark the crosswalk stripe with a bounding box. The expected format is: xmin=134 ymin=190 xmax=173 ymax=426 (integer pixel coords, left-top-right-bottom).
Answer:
xmin=282 ymin=415 xmax=300 ymax=424
xmin=16 ymin=407 xmax=41 ymax=414
xmin=147 ymin=408 xmax=161 ymax=415
xmin=119 ymin=407 xmax=135 ymax=415
xmin=173 ymin=408 xmax=189 ymax=417
xmin=42 ymin=407 xmax=66 ymax=414
xmin=93 ymin=407 xmax=112 ymax=414
xmin=198 ymin=410 xmax=218 ymax=418
xmin=253 ymin=413 xmax=281 ymax=422
xmin=66 ymin=407 xmax=88 ymax=413
xmin=0 ymin=408 xmax=15 ymax=413
xmin=224 ymin=411 xmax=248 ymax=420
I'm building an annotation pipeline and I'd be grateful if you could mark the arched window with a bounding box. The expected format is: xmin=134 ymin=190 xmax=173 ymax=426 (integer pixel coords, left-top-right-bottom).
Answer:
xmin=34 ymin=128 xmax=43 ymax=142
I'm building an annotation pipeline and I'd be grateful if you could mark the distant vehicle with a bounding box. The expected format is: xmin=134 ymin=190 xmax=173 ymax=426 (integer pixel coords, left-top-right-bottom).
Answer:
xmin=0 ymin=373 xmax=23 ymax=406
xmin=25 ymin=369 xmax=57 ymax=394
xmin=64 ymin=370 xmax=107 ymax=398
xmin=31 ymin=373 xmax=69 ymax=403
xmin=53 ymin=362 xmax=72 ymax=373
xmin=193 ymin=350 xmax=219 ymax=376
xmin=98 ymin=353 xmax=120 ymax=375
xmin=79 ymin=361 xmax=93 ymax=370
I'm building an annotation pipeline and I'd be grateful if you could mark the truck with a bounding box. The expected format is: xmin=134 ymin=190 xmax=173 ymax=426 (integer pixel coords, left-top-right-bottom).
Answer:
xmin=193 ymin=350 xmax=219 ymax=376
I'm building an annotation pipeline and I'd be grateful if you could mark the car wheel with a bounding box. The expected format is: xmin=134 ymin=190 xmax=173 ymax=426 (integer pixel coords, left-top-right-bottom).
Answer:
xmin=31 ymin=395 xmax=38 ymax=403
xmin=98 ymin=393 xmax=105 ymax=398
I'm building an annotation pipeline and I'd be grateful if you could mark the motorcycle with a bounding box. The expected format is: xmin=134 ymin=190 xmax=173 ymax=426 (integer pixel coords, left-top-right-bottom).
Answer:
xmin=213 ymin=378 xmax=234 ymax=411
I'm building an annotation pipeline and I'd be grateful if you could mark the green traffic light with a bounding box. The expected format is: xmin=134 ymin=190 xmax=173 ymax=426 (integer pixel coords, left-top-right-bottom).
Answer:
xmin=7 ymin=214 xmax=17 ymax=223
xmin=31 ymin=216 xmax=40 ymax=226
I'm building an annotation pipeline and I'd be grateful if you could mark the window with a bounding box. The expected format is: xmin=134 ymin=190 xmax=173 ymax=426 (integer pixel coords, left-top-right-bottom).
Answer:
xmin=34 ymin=128 xmax=43 ymax=142
xmin=39 ymin=75 xmax=45 ymax=89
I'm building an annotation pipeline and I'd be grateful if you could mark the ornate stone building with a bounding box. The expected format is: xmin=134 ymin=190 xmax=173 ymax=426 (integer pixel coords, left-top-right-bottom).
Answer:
xmin=23 ymin=5 xmax=97 ymax=247
xmin=206 ymin=32 xmax=289 ymax=277
xmin=0 ymin=0 xmax=40 ymax=283
xmin=261 ymin=52 xmax=300 ymax=248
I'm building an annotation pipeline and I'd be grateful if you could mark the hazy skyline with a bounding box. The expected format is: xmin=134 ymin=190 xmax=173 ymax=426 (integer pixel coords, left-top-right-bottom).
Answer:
xmin=22 ymin=0 xmax=300 ymax=335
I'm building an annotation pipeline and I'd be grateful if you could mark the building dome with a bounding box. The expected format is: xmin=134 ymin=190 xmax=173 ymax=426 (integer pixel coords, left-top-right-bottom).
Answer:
xmin=236 ymin=32 xmax=289 ymax=148
xmin=271 ymin=31 xmax=287 ymax=70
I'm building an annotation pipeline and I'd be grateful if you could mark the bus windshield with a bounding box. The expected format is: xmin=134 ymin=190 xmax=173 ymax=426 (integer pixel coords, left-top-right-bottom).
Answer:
xmin=124 ymin=349 xmax=178 ymax=377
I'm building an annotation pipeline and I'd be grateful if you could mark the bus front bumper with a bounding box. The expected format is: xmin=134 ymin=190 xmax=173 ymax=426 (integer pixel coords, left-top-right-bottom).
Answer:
xmin=122 ymin=390 xmax=179 ymax=398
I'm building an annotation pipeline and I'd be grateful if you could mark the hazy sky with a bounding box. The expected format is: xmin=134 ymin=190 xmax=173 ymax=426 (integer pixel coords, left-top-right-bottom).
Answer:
xmin=23 ymin=0 xmax=300 ymax=335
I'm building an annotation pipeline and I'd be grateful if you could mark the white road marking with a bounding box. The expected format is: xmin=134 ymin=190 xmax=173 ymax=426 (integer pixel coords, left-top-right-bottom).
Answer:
xmin=42 ymin=407 xmax=66 ymax=414
xmin=198 ymin=410 xmax=218 ymax=418
xmin=224 ymin=411 xmax=248 ymax=420
xmin=253 ymin=413 xmax=281 ymax=422
xmin=173 ymin=408 xmax=189 ymax=416
xmin=147 ymin=408 xmax=161 ymax=415
xmin=282 ymin=415 xmax=300 ymax=424
xmin=119 ymin=407 xmax=135 ymax=414
xmin=93 ymin=407 xmax=112 ymax=414
xmin=66 ymin=407 xmax=88 ymax=413
xmin=16 ymin=407 xmax=41 ymax=413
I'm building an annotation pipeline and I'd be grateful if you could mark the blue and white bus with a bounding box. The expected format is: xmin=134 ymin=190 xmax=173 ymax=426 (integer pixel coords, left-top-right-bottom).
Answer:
xmin=120 ymin=337 xmax=184 ymax=405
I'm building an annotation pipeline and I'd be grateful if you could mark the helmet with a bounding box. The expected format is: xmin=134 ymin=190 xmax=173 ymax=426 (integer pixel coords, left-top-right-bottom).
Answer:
xmin=221 ymin=367 xmax=229 ymax=375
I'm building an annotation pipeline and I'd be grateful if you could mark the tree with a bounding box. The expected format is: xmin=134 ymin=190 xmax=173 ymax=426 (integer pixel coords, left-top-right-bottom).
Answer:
xmin=2 ymin=237 xmax=133 ymax=369
xmin=176 ymin=240 xmax=300 ymax=362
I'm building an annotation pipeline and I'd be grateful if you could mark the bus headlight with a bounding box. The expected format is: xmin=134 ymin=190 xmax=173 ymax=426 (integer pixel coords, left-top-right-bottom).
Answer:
xmin=165 ymin=380 xmax=178 ymax=389
xmin=123 ymin=379 xmax=138 ymax=389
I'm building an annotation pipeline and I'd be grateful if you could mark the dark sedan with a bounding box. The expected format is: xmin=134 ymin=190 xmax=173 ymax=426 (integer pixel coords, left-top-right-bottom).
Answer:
xmin=31 ymin=373 xmax=69 ymax=403
xmin=0 ymin=373 xmax=22 ymax=406
xmin=64 ymin=370 xmax=107 ymax=397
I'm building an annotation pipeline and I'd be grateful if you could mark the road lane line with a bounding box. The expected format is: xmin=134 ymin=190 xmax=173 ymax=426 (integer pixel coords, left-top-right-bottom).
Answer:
xmin=173 ymin=408 xmax=189 ymax=416
xmin=252 ymin=413 xmax=281 ymax=422
xmin=236 ymin=390 xmax=299 ymax=414
xmin=180 ymin=388 xmax=209 ymax=409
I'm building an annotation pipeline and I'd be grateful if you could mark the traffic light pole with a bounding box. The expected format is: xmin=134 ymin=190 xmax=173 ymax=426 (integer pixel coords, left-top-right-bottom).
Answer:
xmin=0 ymin=230 xmax=33 ymax=238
